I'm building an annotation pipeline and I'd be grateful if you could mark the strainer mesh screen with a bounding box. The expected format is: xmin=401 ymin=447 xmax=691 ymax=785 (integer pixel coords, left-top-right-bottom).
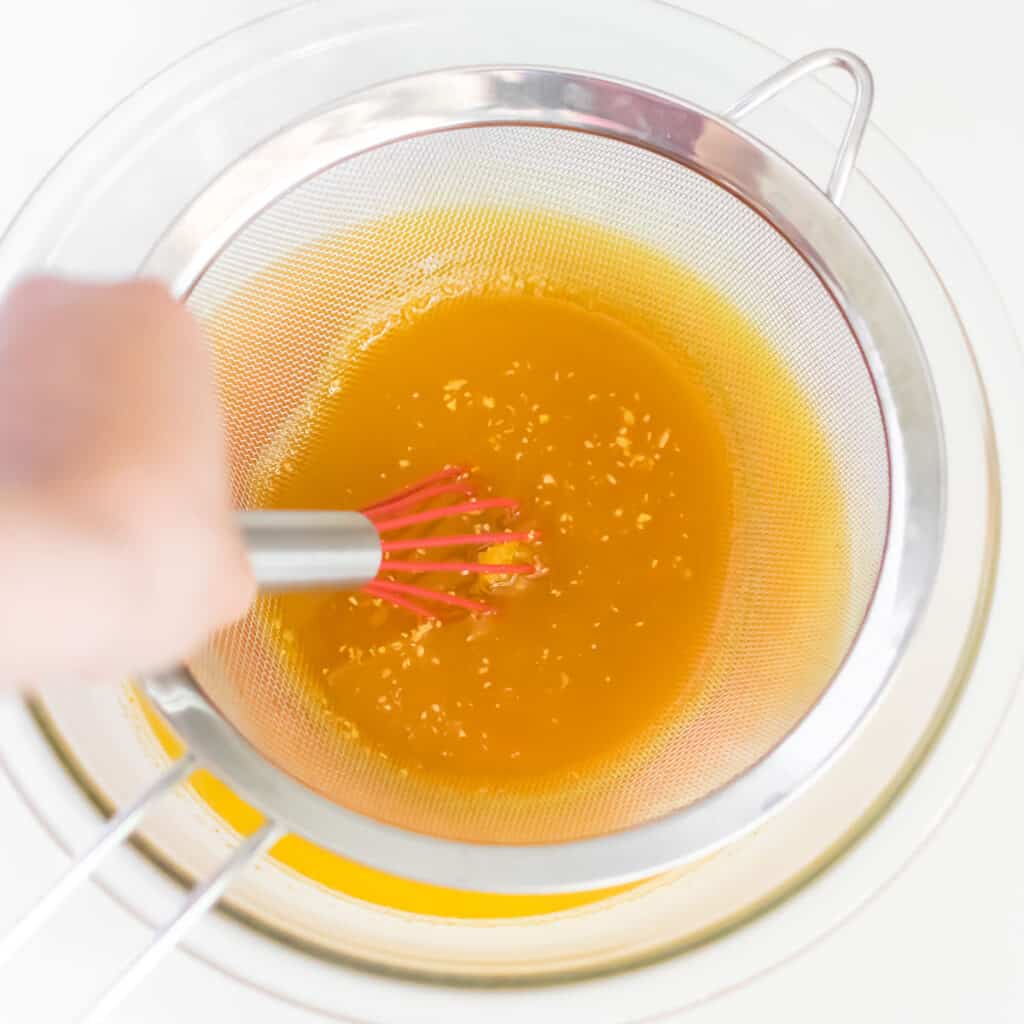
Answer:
xmin=186 ymin=126 xmax=888 ymax=843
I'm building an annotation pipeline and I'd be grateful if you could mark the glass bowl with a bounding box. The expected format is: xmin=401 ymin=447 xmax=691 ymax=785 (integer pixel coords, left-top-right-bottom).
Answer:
xmin=1 ymin=1 xmax=1020 ymax=1019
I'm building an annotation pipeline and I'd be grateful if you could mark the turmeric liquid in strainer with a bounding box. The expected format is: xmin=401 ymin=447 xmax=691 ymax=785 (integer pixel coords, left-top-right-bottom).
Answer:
xmin=262 ymin=290 xmax=732 ymax=786
xmin=143 ymin=207 xmax=850 ymax=915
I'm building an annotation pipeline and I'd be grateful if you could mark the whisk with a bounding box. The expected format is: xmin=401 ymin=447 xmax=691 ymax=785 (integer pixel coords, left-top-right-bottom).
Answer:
xmin=242 ymin=465 xmax=538 ymax=614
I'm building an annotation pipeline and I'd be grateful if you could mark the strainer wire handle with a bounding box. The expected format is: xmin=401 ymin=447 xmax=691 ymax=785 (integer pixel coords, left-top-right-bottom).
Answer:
xmin=0 ymin=750 xmax=279 ymax=1024
xmin=77 ymin=820 xmax=282 ymax=1024
xmin=723 ymin=48 xmax=874 ymax=205
xmin=0 ymin=753 xmax=196 ymax=969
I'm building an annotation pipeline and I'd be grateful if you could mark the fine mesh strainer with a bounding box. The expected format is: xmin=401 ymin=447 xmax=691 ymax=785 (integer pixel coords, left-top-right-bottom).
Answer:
xmin=1 ymin=50 xmax=944 ymax=1020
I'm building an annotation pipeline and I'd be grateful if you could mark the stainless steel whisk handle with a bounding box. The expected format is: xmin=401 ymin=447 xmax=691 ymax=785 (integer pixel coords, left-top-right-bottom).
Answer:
xmin=239 ymin=509 xmax=382 ymax=590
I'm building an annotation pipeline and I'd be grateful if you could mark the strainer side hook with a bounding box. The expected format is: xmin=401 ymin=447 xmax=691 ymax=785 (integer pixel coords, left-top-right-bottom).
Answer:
xmin=724 ymin=48 xmax=874 ymax=205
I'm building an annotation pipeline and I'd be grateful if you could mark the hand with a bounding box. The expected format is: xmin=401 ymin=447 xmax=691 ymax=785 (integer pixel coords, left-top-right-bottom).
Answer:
xmin=0 ymin=276 xmax=254 ymax=685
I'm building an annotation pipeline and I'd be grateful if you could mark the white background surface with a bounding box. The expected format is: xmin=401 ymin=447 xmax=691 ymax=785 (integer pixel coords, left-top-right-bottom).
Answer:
xmin=1 ymin=1 xmax=1023 ymax=1021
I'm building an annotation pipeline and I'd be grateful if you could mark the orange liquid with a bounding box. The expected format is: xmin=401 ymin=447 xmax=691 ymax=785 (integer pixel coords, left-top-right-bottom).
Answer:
xmin=134 ymin=691 xmax=635 ymax=918
xmin=137 ymin=206 xmax=850 ymax=916
xmin=261 ymin=290 xmax=732 ymax=788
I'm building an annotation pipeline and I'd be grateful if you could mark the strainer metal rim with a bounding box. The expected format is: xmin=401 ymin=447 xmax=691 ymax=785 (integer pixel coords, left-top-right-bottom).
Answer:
xmin=141 ymin=63 xmax=945 ymax=893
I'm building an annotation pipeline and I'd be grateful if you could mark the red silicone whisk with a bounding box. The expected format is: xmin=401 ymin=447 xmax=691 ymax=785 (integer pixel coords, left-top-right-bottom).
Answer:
xmin=239 ymin=466 xmax=539 ymax=618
